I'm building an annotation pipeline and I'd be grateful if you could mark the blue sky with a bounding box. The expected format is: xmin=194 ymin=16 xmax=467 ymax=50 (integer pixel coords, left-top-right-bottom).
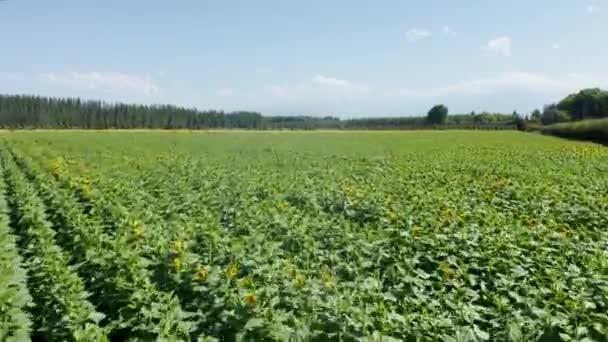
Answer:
xmin=1 ymin=0 xmax=607 ymax=117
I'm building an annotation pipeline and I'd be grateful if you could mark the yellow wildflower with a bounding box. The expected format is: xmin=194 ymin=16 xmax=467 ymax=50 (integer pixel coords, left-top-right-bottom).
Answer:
xmin=133 ymin=227 xmax=144 ymax=239
xmin=558 ymin=226 xmax=570 ymax=239
xmin=225 ymin=264 xmax=238 ymax=279
xmin=48 ymin=158 xmax=65 ymax=176
xmin=172 ymin=257 xmax=183 ymax=272
xmin=278 ymin=201 xmax=289 ymax=212
xmin=440 ymin=263 xmax=456 ymax=280
xmin=238 ymin=276 xmax=253 ymax=288
xmin=195 ymin=265 xmax=209 ymax=281
xmin=321 ymin=270 xmax=332 ymax=283
xmin=295 ymin=273 xmax=306 ymax=288
xmin=345 ymin=186 xmax=354 ymax=195
xmin=244 ymin=293 xmax=257 ymax=307
xmin=287 ymin=265 xmax=297 ymax=279
xmin=386 ymin=210 xmax=398 ymax=223
xmin=173 ymin=240 xmax=184 ymax=253
xmin=80 ymin=183 xmax=92 ymax=197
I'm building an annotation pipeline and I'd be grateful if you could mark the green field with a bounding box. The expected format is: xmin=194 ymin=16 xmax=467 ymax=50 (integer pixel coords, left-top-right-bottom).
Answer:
xmin=1 ymin=130 xmax=607 ymax=341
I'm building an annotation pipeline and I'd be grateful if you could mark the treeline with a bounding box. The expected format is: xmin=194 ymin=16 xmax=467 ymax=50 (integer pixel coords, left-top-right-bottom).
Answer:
xmin=263 ymin=116 xmax=342 ymax=130
xmin=345 ymin=112 xmax=517 ymax=130
xmin=524 ymin=88 xmax=608 ymax=144
xmin=264 ymin=113 xmax=516 ymax=130
xmin=0 ymin=95 xmax=264 ymax=129
xmin=0 ymin=94 xmax=519 ymax=130
xmin=528 ymin=88 xmax=608 ymax=125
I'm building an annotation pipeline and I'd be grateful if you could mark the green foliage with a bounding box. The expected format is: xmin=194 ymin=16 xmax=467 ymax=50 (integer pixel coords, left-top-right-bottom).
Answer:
xmin=263 ymin=116 xmax=342 ymax=130
xmin=0 ymin=94 xmax=521 ymax=130
xmin=557 ymin=88 xmax=608 ymax=121
xmin=540 ymin=118 xmax=608 ymax=145
xmin=541 ymin=104 xmax=572 ymax=125
xmin=514 ymin=116 xmax=527 ymax=131
xmin=0 ymin=130 xmax=607 ymax=340
xmin=7 ymin=147 xmax=195 ymax=340
xmin=529 ymin=109 xmax=542 ymax=123
xmin=0 ymin=161 xmax=33 ymax=341
xmin=534 ymin=88 xmax=608 ymax=128
xmin=344 ymin=116 xmax=427 ymax=129
xmin=1 ymin=150 xmax=108 ymax=341
xmin=0 ymin=94 xmax=263 ymax=129
xmin=427 ymin=104 xmax=449 ymax=124
xmin=344 ymin=113 xmax=517 ymax=130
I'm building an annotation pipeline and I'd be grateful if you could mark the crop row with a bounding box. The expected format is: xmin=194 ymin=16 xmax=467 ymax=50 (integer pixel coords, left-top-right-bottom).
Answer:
xmin=0 ymin=156 xmax=32 ymax=341
xmin=0 ymin=149 xmax=108 ymax=341
xmin=5 ymin=145 xmax=196 ymax=341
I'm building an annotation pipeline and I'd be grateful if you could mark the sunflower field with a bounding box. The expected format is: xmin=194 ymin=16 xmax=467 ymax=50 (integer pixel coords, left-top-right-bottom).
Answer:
xmin=0 ymin=130 xmax=607 ymax=341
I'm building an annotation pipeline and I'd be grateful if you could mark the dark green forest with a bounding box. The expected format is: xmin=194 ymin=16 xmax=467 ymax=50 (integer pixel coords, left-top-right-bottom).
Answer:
xmin=0 ymin=95 xmax=264 ymax=129
xmin=529 ymin=88 xmax=608 ymax=125
xmin=522 ymin=88 xmax=608 ymax=144
xmin=1 ymin=88 xmax=606 ymax=130
xmin=0 ymin=94 xmax=517 ymax=130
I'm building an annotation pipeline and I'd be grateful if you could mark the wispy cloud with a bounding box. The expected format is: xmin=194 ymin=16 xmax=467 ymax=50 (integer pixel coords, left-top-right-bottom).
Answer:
xmin=482 ymin=36 xmax=512 ymax=56
xmin=405 ymin=28 xmax=432 ymax=42
xmin=442 ymin=26 xmax=455 ymax=36
xmin=387 ymin=72 xmax=606 ymax=98
xmin=39 ymin=71 xmax=159 ymax=96
xmin=257 ymin=72 xmax=607 ymax=116
xmin=312 ymin=74 xmax=351 ymax=87
xmin=264 ymin=74 xmax=369 ymax=100
xmin=216 ymin=88 xmax=234 ymax=97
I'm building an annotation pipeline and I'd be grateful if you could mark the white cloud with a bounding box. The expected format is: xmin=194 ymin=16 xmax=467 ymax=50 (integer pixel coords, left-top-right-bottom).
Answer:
xmin=312 ymin=74 xmax=351 ymax=87
xmin=39 ymin=71 xmax=159 ymax=96
xmin=482 ymin=36 xmax=512 ymax=56
xmin=587 ymin=5 xmax=595 ymax=13
xmin=264 ymin=75 xmax=369 ymax=100
xmin=405 ymin=28 xmax=432 ymax=42
xmin=388 ymin=72 xmax=606 ymax=98
xmin=442 ymin=26 xmax=455 ymax=36
xmin=207 ymin=71 xmax=607 ymax=116
xmin=216 ymin=88 xmax=234 ymax=97
xmin=264 ymin=84 xmax=290 ymax=98
xmin=552 ymin=43 xmax=560 ymax=49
